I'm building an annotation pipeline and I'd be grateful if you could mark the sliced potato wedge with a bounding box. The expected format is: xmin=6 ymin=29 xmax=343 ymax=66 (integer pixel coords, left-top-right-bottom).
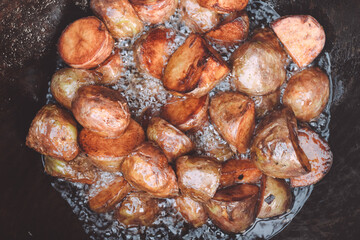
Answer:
xmin=130 ymin=0 xmax=178 ymax=24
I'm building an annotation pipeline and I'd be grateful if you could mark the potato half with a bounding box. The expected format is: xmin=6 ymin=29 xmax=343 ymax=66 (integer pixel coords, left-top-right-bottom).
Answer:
xmin=130 ymin=0 xmax=178 ymax=24
xmin=95 ymin=49 xmax=122 ymax=86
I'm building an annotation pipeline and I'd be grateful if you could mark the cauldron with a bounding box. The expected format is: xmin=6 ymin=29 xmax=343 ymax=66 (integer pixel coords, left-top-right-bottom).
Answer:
xmin=0 ymin=0 xmax=359 ymax=239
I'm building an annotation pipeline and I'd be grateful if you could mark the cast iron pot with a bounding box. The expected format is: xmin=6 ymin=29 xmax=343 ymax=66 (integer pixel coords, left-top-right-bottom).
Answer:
xmin=0 ymin=0 xmax=359 ymax=239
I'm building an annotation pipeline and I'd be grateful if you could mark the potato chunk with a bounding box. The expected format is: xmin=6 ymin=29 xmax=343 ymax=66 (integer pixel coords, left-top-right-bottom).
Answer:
xmin=251 ymin=89 xmax=280 ymax=119
xmin=198 ymin=0 xmax=249 ymax=13
xmin=130 ymin=0 xmax=178 ymax=24
xmin=95 ymin=49 xmax=122 ymax=86
xmin=175 ymin=195 xmax=208 ymax=227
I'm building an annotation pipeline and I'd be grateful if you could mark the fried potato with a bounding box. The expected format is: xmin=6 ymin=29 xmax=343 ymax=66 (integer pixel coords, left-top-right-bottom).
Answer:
xmin=198 ymin=0 xmax=249 ymax=13
xmin=175 ymin=195 xmax=208 ymax=227
xmin=95 ymin=49 xmax=122 ymax=86
xmin=72 ymin=85 xmax=130 ymax=138
xmin=209 ymin=92 xmax=255 ymax=154
xmin=58 ymin=16 xmax=114 ymax=69
xmin=130 ymin=0 xmax=178 ymax=24
xmin=26 ymin=104 xmax=79 ymax=161
xmin=251 ymin=89 xmax=281 ymax=119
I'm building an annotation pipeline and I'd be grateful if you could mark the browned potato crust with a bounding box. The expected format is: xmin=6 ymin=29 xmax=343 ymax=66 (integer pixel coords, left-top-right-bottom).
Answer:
xmin=121 ymin=142 xmax=179 ymax=198
xmin=79 ymin=119 xmax=145 ymax=172
xmin=251 ymin=89 xmax=281 ymax=118
xmin=147 ymin=117 xmax=194 ymax=162
xmin=257 ymin=175 xmax=292 ymax=218
xmin=130 ymin=0 xmax=178 ymax=24
xmin=283 ymin=67 xmax=330 ymax=122
xmin=161 ymin=95 xmax=209 ymax=132
xmin=72 ymin=85 xmax=130 ymax=138
xmin=198 ymin=0 xmax=249 ymax=13
xmin=251 ymin=108 xmax=311 ymax=178
xmin=95 ymin=49 xmax=122 ymax=86
xmin=116 ymin=192 xmax=160 ymax=227
xmin=176 ymin=156 xmax=221 ymax=202
xmin=209 ymin=92 xmax=255 ymax=154
xmin=175 ymin=195 xmax=208 ymax=227
xmin=91 ymin=0 xmax=144 ymax=39
xmin=26 ymin=104 xmax=79 ymax=161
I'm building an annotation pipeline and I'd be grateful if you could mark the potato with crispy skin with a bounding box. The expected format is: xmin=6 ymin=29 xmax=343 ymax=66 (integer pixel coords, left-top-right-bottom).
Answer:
xmin=198 ymin=0 xmax=249 ymax=13
xmin=26 ymin=104 xmax=79 ymax=161
xmin=176 ymin=156 xmax=221 ymax=202
xmin=251 ymin=89 xmax=281 ymax=118
xmin=257 ymin=175 xmax=292 ymax=218
xmin=72 ymin=85 xmax=130 ymax=138
xmin=121 ymin=142 xmax=179 ymax=198
xmin=204 ymin=184 xmax=259 ymax=233
xmin=79 ymin=119 xmax=145 ymax=172
xmin=95 ymin=49 xmax=122 ymax=86
xmin=251 ymin=108 xmax=311 ymax=178
xmin=209 ymin=92 xmax=255 ymax=154
xmin=58 ymin=17 xmax=114 ymax=69
xmin=161 ymin=95 xmax=209 ymax=132
xmin=91 ymin=0 xmax=144 ymax=39
xmin=283 ymin=67 xmax=330 ymax=122
xmin=175 ymin=195 xmax=208 ymax=227
xmin=130 ymin=0 xmax=178 ymax=24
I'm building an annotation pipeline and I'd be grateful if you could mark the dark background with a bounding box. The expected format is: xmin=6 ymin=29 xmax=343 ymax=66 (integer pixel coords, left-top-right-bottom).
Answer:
xmin=0 ymin=0 xmax=359 ymax=239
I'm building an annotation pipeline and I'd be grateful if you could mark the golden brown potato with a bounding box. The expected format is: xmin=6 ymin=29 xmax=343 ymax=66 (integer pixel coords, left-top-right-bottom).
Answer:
xmin=95 ymin=49 xmax=122 ymax=86
xmin=283 ymin=67 xmax=330 ymax=122
xmin=162 ymin=34 xmax=230 ymax=97
xmin=290 ymin=125 xmax=333 ymax=187
xmin=180 ymin=0 xmax=220 ymax=33
xmin=175 ymin=195 xmax=208 ymax=227
xmin=58 ymin=16 xmax=114 ymax=69
xmin=43 ymin=153 xmax=98 ymax=184
xmin=251 ymin=89 xmax=281 ymax=118
xmin=205 ymin=11 xmax=249 ymax=46
xmin=134 ymin=27 xmax=176 ymax=79
xmin=176 ymin=156 xmax=221 ymax=202
xmin=209 ymin=92 xmax=255 ymax=154
xmin=72 ymin=85 xmax=130 ymax=138
xmin=130 ymin=0 xmax=178 ymax=24
xmin=79 ymin=119 xmax=145 ymax=172
xmin=206 ymin=139 xmax=235 ymax=162
xmin=91 ymin=0 xmax=144 ymax=39
xmin=50 ymin=68 xmax=100 ymax=109
xmin=257 ymin=175 xmax=292 ymax=218
xmin=88 ymin=175 xmax=132 ymax=213
xmin=231 ymin=28 xmax=287 ymax=96
xmin=251 ymin=108 xmax=311 ymax=178
xmin=271 ymin=15 xmax=326 ymax=68
xmin=198 ymin=0 xmax=249 ymax=13
xmin=204 ymin=184 xmax=259 ymax=233
xmin=161 ymin=95 xmax=209 ymax=132
xmin=26 ymin=104 xmax=79 ymax=161
xmin=147 ymin=117 xmax=194 ymax=162
xmin=220 ymin=158 xmax=262 ymax=188
xmin=116 ymin=192 xmax=160 ymax=227
xmin=121 ymin=142 xmax=179 ymax=198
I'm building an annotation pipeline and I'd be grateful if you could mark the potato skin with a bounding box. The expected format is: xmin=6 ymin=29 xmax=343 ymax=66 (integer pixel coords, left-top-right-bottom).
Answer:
xmin=26 ymin=104 xmax=79 ymax=161
xmin=130 ymin=0 xmax=178 ymax=24
xmin=121 ymin=142 xmax=179 ymax=198
xmin=198 ymin=0 xmax=249 ymax=13
xmin=176 ymin=156 xmax=221 ymax=202
xmin=175 ymin=195 xmax=208 ymax=227
xmin=209 ymin=92 xmax=255 ymax=154
xmin=251 ymin=89 xmax=280 ymax=119
xmin=72 ymin=85 xmax=130 ymax=138
xmin=283 ymin=67 xmax=330 ymax=122
xmin=95 ymin=49 xmax=122 ymax=86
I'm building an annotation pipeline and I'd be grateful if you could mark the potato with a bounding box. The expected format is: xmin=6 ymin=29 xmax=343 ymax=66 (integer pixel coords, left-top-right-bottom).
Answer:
xmin=147 ymin=117 xmax=194 ymax=162
xmin=283 ymin=67 xmax=330 ymax=122
xmin=95 ymin=49 xmax=122 ymax=86
xmin=130 ymin=0 xmax=178 ymax=24
xmin=43 ymin=153 xmax=98 ymax=184
xmin=175 ymin=195 xmax=208 ymax=227
xmin=206 ymin=139 xmax=235 ymax=162
xmin=176 ymin=156 xmax=221 ymax=202
xmin=26 ymin=104 xmax=79 ymax=161
xmin=50 ymin=68 xmax=100 ymax=109
xmin=72 ymin=85 xmax=130 ymax=138
xmin=134 ymin=27 xmax=176 ymax=79
xmin=198 ymin=0 xmax=249 ymax=13
xmin=91 ymin=0 xmax=144 ymax=39
xmin=205 ymin=11 xmax=249 ymax=46
xmin=209 ymin=92 xmax=255 ymax=154
xmin=88 ymin=175 xmax=132 ymax=213
xmin=231 ymin=28 xmax=287 ymax=96
xmin=58 ymin=16 xmax=114 ymax=69
xmin=290 ymin=125 xmax=333 ymax=187
xmin=116 ymin=192 xmax=160 ymax=227
xmin=251 ymin=88 xmax=280 ymax=119
xmin=161 ymin=95 xmax=209 ymax=132
xmin=271 ymin=15 xmax=326 ymax=68
xmin=257 ymin=175 xmax=292 ymax=218
xmin=180 ymin=0 xmax=220 ymax=33
xmin=220 ymin=158 xmax=262 ymax=188
xmin=251 ymin=108 xmax=311 ymax=178
xmin=162 ymin=34 xmax=230 ymax=98
xmin=121 ymin=142 xmax=179 ymax=198
xmin=204 ymin=184 xmax=259 ymax=233
xmin=79 ymin=119 xmax=145 ymax=172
